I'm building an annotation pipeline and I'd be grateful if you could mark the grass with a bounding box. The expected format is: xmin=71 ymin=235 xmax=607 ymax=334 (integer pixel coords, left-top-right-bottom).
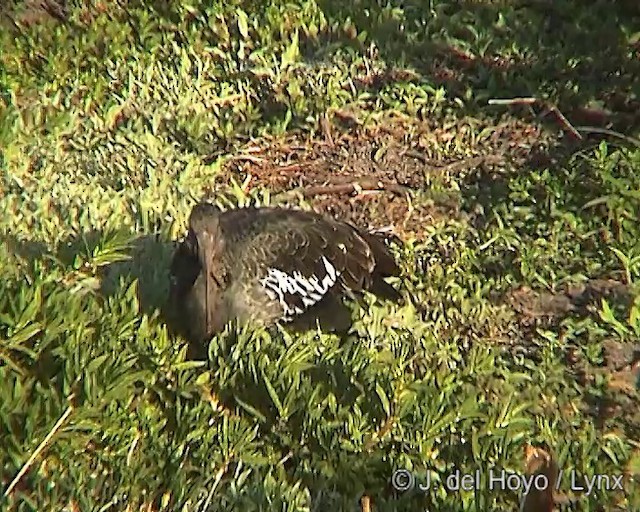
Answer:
xmin=1 ymin=0 xmax=640 ymax=510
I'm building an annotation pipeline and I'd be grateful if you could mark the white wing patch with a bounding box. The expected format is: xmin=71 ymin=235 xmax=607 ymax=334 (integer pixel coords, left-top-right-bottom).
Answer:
xmin=259 ymin=256 xmax=341 ymax=321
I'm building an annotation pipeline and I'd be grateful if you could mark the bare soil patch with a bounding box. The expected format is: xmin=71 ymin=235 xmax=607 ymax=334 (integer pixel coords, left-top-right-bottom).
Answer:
xmin=215 ymin=113 xmax=552 ymax=238
xmin=507 ymin=279 xmax=635 ymax=324
xmin=507 ymin=280 xmax=640 ymax=433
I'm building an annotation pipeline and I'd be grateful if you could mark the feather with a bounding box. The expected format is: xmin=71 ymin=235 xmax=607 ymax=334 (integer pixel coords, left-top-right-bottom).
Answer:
xmin=244 ymin=211 xmax=387 ymax=322
xmin=259 ymin=255 xmax=342 ymax=322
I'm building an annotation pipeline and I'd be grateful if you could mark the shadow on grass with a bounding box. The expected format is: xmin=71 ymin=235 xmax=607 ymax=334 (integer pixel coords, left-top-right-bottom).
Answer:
xmin=3 ymin=230 xmax=175 ymax=317
xmin=314 ymin=0 xmax=640 ymax=131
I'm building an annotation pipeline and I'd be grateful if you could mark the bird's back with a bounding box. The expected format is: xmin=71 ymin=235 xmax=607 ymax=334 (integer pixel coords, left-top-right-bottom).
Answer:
xmin=168 ymin=204 xmax=401 ymax=342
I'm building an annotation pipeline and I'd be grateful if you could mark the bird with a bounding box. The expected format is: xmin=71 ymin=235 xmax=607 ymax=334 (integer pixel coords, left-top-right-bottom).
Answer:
xmin=166 ymin=202 xmax=402 ymax=345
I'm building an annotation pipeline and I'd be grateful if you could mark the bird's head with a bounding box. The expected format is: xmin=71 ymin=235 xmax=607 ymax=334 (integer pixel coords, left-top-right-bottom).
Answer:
xmin=167 ymin=202 xmax=229 ymax=344
xmin=169 ymin=202 xmax=227 ymax=297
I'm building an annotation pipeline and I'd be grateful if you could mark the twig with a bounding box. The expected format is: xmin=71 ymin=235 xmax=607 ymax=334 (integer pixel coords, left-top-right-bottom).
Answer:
xmin=278 ymin=450 xmax=294 ymax=466
xmin=276 ymin=154 xmax=504 ymax=203
xmin=489 ymin=96 xmax=583 ymax=141
xmin=540 ymin=105 xmax=583 ymax=141
xmin=234 ymin=145 xmax=264 ymax=154
xmin=227 ymin=154 xmax=265 ymax=164
xmin=575 ymin=126 xmax=640 ymax=148
xmin=351 ymin=190 xmax=383 ymax=201
xmin=320 ymin=112 xmax=334 ymax=147
xmin=3 ymin=403 xmax=74 ymax=498
xmin=488 ymin=97 xmax=537 ymax=106
xmin=304 ymin=180 xmax=410 ymax=197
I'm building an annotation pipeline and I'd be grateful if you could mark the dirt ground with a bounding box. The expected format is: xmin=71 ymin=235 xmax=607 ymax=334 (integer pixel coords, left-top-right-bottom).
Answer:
xmin=216 ymin=112 xmax=551 ymax=237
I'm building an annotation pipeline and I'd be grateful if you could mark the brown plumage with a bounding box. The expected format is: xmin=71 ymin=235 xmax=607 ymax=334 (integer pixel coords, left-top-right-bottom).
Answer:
xmin=166 ymin=203 xmax=402 ymax=344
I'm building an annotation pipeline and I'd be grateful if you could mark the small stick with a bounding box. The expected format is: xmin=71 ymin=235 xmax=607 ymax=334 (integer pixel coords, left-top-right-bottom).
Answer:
xmin=320 ymin=113 xmax=334 ymax=147
xmin=489 ymin=97 xmax=583 ymax=141
xmin=228 ymin=154 xmax=265 ymax=164
xmin=352 ymin=190 xmax=383 ymax=201
xmin=541 ymin=105 xmax=583 ymax=141
xmin=4 ymin=403 xmax=74 ymax=498
xmin=360 ymin=495 xmax=371 ymax=512
xmin=575 ymin=126 xmax=640 ymax=148
xmin=488 ymin=97 xmax=537 ymax=106
xmin=301 ymin=179 xmax=410 ymax=198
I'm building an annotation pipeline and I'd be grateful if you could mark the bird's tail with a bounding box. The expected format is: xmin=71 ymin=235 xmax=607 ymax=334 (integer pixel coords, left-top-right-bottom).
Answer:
xmin=360 ymin=231 xmax=402 ymax=301
xmin=360 ymin=231 xmax=401 ymax=277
